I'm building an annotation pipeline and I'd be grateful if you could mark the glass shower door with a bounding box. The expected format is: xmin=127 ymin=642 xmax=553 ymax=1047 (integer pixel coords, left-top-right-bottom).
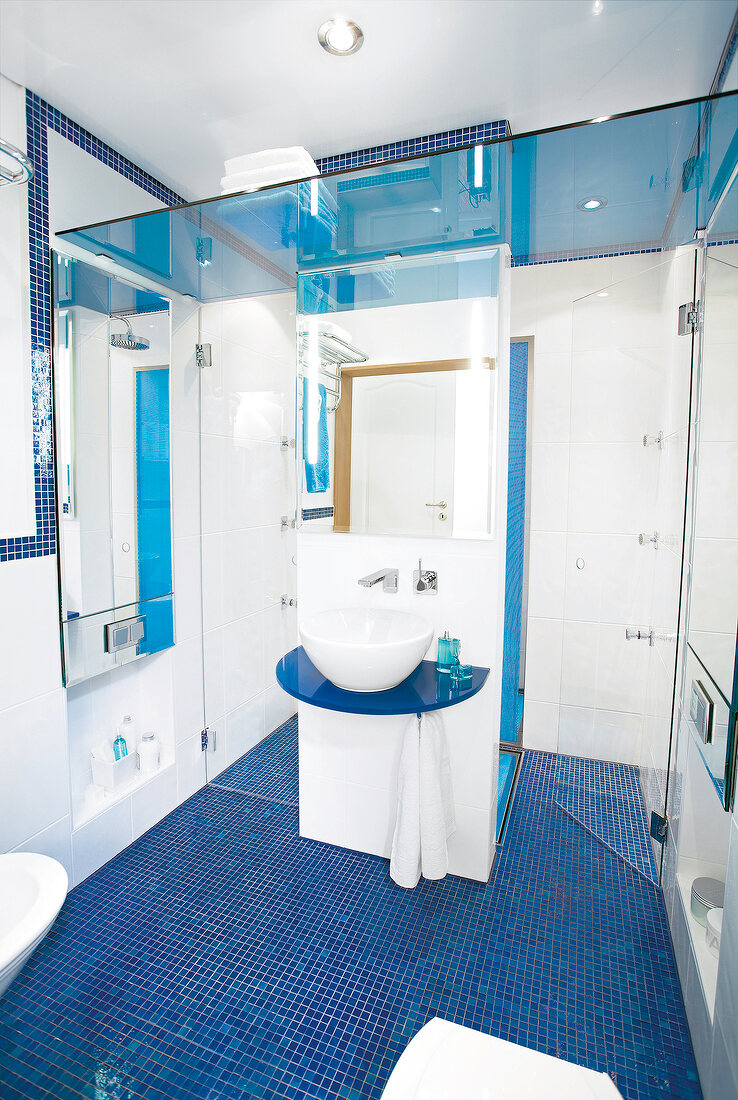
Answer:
xmin=554 ymin=250 xmax=697 ymax=884
xmin=197 ymin=291 xmax=299 ymax=787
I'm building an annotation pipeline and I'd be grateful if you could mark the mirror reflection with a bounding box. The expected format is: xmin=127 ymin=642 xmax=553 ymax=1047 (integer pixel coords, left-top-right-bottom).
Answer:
xmin=298 ymin=250 xmax=502 ymax=539
xmin=53 ymin=254 xmax=174 ymax=682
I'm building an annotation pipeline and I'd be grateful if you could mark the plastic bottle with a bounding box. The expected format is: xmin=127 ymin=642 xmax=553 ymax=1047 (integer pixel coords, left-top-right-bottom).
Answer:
xmin=137 ymin=731 xmax=161 ymax=775
xmin=113 ymin=715 xmax=133 ymax=761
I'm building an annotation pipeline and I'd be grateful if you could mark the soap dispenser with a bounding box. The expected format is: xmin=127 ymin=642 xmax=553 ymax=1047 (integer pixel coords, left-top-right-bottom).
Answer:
xmin=437 ymin=631 xmax=460 ymax=675
xmin=113 ymin=715 xmax=133 ymax=761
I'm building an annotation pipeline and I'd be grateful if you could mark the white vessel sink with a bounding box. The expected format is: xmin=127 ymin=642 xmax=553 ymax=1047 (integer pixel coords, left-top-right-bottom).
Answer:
xmin=300 ymin=608 xmax=434 ymax=692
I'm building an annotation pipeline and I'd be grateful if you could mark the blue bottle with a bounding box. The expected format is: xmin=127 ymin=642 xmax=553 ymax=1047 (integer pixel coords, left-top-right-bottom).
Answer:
xmin=113 ymin=715 xmax=132 ymax=761
xmin=437 ymin=631 xmax=460 ymax=675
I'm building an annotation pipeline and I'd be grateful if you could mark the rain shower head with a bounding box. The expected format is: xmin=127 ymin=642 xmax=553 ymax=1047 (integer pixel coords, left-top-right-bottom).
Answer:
xmin=110 ymin=317 xmax=150 ymax=351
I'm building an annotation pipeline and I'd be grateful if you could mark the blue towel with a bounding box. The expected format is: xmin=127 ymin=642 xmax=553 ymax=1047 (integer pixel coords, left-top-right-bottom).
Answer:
xmin=303 ymin=378 xmax=330 ymax=494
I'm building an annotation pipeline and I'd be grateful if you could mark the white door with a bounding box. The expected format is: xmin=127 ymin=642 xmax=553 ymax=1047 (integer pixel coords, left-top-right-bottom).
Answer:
xmin=350 ymin=370 xmax=456 ymax=535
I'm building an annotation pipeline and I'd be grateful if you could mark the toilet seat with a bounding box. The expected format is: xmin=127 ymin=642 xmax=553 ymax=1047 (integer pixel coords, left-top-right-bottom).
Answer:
xmin=0 ymin=853 xmax=68 ymax=998
xmin=382 ymin=1017 xmax=623 ymax=1099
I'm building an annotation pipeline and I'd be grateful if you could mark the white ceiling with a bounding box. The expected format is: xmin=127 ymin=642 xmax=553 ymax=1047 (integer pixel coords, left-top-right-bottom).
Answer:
xmin=0 ymin=0 xmax=735 ymax=202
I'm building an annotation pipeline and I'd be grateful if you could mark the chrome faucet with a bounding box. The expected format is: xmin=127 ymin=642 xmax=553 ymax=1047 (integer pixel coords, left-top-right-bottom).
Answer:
xmin=358 ymin=568 xmax=399 ymax=594
xmin=413 ymin=558 xmax=438 ymax=593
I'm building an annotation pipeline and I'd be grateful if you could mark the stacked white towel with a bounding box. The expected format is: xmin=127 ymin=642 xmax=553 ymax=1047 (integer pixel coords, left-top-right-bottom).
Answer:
xmin=220 ymin=146 xmax=318 ymax=194
xmin=390 ymin=711 xmax=456 ymax=889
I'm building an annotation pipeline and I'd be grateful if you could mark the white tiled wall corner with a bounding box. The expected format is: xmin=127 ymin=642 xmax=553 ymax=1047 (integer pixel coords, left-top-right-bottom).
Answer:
xmin=10 ymin=815 xmax=74 ymax=882
xmin=71 ymin=799 xmax=132 ymax=885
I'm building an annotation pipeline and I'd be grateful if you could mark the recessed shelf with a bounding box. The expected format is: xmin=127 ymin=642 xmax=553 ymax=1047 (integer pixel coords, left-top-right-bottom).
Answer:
xmin=73 ymin=759 xmax=175 ymax=831
xmin=676 ymin=871 xmax=720 ymax=1018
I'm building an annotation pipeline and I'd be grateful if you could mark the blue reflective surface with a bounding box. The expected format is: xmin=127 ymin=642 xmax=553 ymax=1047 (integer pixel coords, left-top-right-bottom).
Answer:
xmin=58 ymin=93 xmax=737 ymax=305
xmin=276 ymin=646 xmax=489 ymax=715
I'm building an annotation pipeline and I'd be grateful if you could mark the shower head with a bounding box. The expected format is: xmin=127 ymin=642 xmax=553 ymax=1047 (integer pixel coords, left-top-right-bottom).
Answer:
xmin=110 ymin=317 xmax=150 ymax=351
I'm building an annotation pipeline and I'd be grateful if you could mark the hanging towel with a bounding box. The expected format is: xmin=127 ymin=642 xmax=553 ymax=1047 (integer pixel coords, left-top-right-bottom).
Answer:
xmin=390 ymin=715 xmax=423 ymax=889
xmin=419 ymin=710 xmax=456 ymax=880
xmin=390 ymin=712 xmax=456 ymax=889
xmin=303 ymin=378 xmax=330 ymax=494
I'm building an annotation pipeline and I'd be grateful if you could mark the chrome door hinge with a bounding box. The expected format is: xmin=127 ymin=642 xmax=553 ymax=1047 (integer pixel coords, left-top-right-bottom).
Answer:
xmin=678 ymin=302 xmax=700 ymax=336
xmin=650 ymin=810 xmax=668 ymax=844
xmin=196 ymin=343 xmax=212 ymax=368
xmin=201 ymin=727 xmax=217 ymax=753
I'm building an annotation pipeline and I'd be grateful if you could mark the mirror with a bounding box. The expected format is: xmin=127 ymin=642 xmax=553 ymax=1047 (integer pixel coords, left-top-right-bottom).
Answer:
xmin=297 ymin=249 xmax=503 ymax=538
xmin=685 ymin=237 xmax=738 ymax=807
xmin=53 ymin=253 xmax=174 ymax=684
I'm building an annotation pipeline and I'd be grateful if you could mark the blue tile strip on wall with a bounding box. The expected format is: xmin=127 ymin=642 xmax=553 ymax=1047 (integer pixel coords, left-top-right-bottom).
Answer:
xmin=500 ymin=341 xmax=528 ymax=742
xmin=0 ymin=724 xmax=701 ymax=1100
xmin=315 ymin=121 xmax=509 ymax=174
xmin=0 ymin=91 xmax=185 ymax=565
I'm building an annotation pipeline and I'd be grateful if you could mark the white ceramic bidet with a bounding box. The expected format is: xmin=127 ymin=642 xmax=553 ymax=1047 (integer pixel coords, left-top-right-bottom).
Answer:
xmin=0 ymin=853 xmax=68 ymax=998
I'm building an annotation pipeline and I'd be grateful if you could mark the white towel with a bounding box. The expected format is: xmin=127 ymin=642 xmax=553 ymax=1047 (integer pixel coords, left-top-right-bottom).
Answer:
xmin=419 ymin=710 xmax=456 ymax=880
xmin=390 ymin=712 xmax=455 ymax=889
xmin=224 ymin=147 xmax=318 ymax=177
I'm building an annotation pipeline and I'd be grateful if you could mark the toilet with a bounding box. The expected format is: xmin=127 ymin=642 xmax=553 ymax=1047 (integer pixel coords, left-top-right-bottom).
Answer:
xmin=382 ymin=1017 xmax=623 ymax=1099
xmin=0 ymin=853 xmax=68 ymax=998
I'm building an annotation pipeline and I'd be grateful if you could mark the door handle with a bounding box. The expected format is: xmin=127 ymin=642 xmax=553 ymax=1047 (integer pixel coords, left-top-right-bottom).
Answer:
xmin=425 ymin=500 xmax=448 ymax=508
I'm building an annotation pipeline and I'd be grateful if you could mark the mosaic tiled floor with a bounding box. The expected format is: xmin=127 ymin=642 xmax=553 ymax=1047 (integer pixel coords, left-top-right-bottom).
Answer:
xmin=0 ymin=728 xmax=699 ymax=1100
xmin=213 ymin=715 xmax=299 ymax=806
xmin=555 ymin=756 xmax=659 ymax=886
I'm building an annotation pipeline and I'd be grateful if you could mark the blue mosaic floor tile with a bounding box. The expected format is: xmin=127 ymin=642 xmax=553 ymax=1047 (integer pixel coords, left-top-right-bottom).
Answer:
xmin=555 ymin=756 xmax=659 ymax=885
xmin=213 ymin=714 xmax=298 ymax=805
xmin=0 ymin=732 xmax=699 ymax=1100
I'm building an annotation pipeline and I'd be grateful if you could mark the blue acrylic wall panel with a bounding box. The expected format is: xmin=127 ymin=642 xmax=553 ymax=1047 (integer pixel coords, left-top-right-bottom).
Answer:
xmin=136 ymin=368 xmax=174 ymax=653
xmin=500 ymin=341 xmax=528 ymax=742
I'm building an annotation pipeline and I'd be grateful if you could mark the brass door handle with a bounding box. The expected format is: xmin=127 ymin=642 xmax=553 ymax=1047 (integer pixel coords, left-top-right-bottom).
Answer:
xmin=425 ymin=501 xmax=447 ymax=508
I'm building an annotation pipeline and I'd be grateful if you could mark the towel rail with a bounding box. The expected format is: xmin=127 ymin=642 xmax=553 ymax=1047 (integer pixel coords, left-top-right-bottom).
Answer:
xmin=297 ymin=330 xmax=367 ymax=414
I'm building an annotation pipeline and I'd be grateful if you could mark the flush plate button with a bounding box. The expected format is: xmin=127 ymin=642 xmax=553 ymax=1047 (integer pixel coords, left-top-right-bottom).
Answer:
xmin=105 ymin=615 xmax=144 ymax=654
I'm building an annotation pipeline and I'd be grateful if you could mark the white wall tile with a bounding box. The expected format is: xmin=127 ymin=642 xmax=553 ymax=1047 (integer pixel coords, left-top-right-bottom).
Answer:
xmin=525 ymin=617 xmax=564 ymax=704
xmin=131 ymin=768 xmax=178 ymax=840
xmin=530 ymin=443 xmax=569 ymax=532
xmin=10 ymin=815 xmax=73 ymax=881
xmin=527 ymin=532 xmax=566 ymax=619
xmin=521 ymin=699 xmax=559 ymax=753
xmin=225 ymin=695 xmax=266 ymax=766
xmin=71 ymin=799 xmax=132 ymax=885
xmin=0 ymin=557 xmax=62 ymax=710
xmin=0 ymin=690 xmax=69 ymax=852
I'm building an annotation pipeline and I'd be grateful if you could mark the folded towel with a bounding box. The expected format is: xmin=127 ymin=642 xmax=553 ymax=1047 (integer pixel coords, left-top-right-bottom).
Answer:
xmin=221 ymin=161 xmax=316 ymax=194
xmin=224 ymin=147 xmax=318 ymax=178
xmin=302 ymin=379 xmax=330 ymax=494
xmin=390 ymin=712 xmax=456 ymax=888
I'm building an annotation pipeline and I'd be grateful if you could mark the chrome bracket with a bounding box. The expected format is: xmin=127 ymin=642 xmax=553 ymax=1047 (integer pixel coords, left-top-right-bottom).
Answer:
xmin=650 ymin=810 xmax=668 ymax=844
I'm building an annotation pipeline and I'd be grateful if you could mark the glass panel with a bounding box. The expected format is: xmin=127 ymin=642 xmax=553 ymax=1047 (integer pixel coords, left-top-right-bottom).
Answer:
xmin=555 ymin=252 xmax=695 ymax=884
xmin=53 ymin=253 xmax=175 ymax=684
xmin=57 ymin=94 xmax=737 ymax=301
xmin=688 ymin=248 xmax=738 ymax=706
xmin=297 ymin=250 xmax=503 ymax=539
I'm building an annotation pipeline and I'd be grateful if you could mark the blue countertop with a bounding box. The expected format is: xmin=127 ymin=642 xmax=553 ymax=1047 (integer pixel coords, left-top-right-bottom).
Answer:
xmin=276 ymin=646 xmax=489 ymax=716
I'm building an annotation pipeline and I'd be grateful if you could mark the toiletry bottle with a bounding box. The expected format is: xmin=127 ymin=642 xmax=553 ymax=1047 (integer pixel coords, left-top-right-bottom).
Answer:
xmin=137 ymin=731 xmax=161 ymax=775
xmin=113 ymin=715 xmax=132 ymax=761
xmin=437 ymin=631 xmax=460 ymax=674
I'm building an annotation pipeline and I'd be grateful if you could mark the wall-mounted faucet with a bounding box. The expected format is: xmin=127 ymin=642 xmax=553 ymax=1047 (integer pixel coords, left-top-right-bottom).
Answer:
xmin=413 ymin=558 xmax=438 ymax=593
xmin=358 ymin=568 xmax=399 ymax=593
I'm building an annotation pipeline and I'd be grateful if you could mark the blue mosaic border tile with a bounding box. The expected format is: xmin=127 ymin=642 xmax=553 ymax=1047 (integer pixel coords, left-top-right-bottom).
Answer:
xmin=316 ymin=121 xmax=508 ymax=174
xmin=302 ymin=506 xmax=334 ymax=521
xmin=0 ymin=92 xmax=185 ymax=565
xmin=501 ymin=342 xmax=528 ymax=743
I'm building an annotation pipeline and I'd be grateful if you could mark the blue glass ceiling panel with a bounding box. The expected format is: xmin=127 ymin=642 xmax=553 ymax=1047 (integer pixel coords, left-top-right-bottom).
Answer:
xmin=298 ymin=248 xmax=500 ymax=315
xmin=57 ymin=93 xmax=736 ymax=303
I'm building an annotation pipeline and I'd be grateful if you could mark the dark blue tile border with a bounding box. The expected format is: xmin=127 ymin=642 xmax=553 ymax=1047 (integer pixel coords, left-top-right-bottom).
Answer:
xmin=0 ymin=92 xmax=185 ymax=565
xmin=315 ymin=122 xmax=509 ymax=174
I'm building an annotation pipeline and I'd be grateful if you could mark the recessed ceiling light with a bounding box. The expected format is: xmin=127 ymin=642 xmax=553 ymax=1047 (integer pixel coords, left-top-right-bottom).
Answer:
xmin=577 ymin=196 xmax=608 ymax=211
xmin=318 ymin=18 xmax=364 ymax=55
xmin=592 ymin=0 xmax=604 ymax=13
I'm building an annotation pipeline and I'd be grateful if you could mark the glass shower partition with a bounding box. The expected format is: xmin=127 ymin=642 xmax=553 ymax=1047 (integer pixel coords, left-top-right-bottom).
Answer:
xmin=554 ymin=249 xmax=698 ymax=885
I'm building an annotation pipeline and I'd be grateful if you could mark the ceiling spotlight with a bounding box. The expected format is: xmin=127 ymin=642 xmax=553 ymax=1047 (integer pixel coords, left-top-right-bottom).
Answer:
xmin=318 ymin=18 xmax=364 ymax=55
xmin=577 ymin=196 xmax=608 ymax=211
xmin=592 ymin=0 xmax=604 ymax=13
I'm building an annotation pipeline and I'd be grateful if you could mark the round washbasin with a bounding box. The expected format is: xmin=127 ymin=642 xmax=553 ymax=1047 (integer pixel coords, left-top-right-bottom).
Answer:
xmin=299 ymin=608 xmax=434 ymax=693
